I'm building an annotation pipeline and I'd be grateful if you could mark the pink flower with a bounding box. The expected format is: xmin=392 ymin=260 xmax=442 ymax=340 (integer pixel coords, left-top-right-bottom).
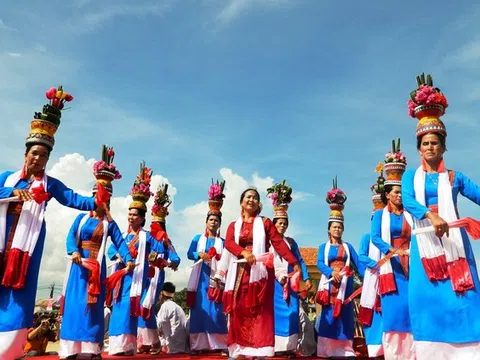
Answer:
xmin=415 ymin=85 xmax=435 ymax=104
xmin=408 ymin=100 xmax=417 ymax=117
xmin=208 ymin=184 xmax=223 ymax=200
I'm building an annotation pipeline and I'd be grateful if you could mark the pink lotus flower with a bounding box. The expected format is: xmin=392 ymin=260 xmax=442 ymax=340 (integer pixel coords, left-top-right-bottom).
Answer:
xmin=408 ymin=99 xmax=417 ymax=117
xmin=208 ymin=183 xmax=224 ymax=200
xmin=326 ymin=188 xmax=346 ymax=204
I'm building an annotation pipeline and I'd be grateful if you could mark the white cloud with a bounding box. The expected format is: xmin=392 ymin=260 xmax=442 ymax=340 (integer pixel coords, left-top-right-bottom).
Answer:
xmin=216 ymin=0 xmax=292 ymax=24
xmin=0 ymin=18 xmax=18 ymax=32
xmin=37 ymin=153 xmax=303 ymax=299
xmin=65 ymin=1 xmax=174 ymax=34
xmin=442 ymin=38 xmax=480 ymax=70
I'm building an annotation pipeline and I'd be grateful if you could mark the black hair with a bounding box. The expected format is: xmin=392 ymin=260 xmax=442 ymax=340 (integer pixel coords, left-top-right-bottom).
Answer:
xmin=129 ymin=208 xmax=146 ymax=227
xmin=162 ymin=282 xmax=176 ymax=294
xmin=25 ymin=143 xmax=52 ymax=156
xmin=416 ymin=132 xmax=447 ymax=151
xmin=381 ymin=184 xmax=395 ymax=205
xmin=240 ymin=188 xmax=260 ymax=203
xmin=206 ymin=213 xmax=222 ymax=224
xmin=327 ymin=221 xmax=344 ymax=231
xmin=273 ymin=217 xmax=289 ymax=227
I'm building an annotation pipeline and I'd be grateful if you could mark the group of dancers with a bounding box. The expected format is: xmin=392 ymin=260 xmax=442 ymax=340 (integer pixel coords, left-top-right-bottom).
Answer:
xmin=1 ymin=73 xmax=480 ymax=360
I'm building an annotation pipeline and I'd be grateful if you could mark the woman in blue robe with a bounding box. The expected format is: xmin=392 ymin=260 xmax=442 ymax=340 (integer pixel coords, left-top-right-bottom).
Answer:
xmin=106 ymin=209 xmax=164 ymax=356
xmin=370 ymin=143 xmax=414 ymax=359
xmin=371 ymin=187 xmax=414 ymax=359
xmin=59 ymin=211 xmax=134 ymax=359
xmin=402 ymin=76 xmax=480 ymax=359
xmin=0 ymin=160 xmax=98 ymax=358
xmin=315 ymin=183 xmax=365 ymax=358
xmin=187 ymin=212 xmax=228 ymax=354
xmin=271 ymin=215 xmax=310 ymax=357
xmin=358 ymin=232 xmax=383 ymax=357
xmin=137 ymin=219 xmax=180 ymax=355
xmin=0 ymin=88 xmax=100 ymax=359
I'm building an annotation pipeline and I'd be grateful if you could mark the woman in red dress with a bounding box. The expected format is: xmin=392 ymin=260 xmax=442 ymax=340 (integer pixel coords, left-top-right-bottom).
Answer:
xmin=217 ymin=187 xmax=301 ymax=359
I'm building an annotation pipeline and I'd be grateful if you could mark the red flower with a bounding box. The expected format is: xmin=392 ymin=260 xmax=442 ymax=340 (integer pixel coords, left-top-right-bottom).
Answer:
xmin=45 ymin=87 xmax=57 ymax=100
xmin=207 ymin=247 xmax=217 ymax=258
xmin=343 ymin=266 xmax=353 ymax=277
xmin=30 ymin=184 xmax=50 ymax=204
xmin=64 ymin=94 xmax=74 ymax=102
xmin=107 ymin=149 xmax=115 ymax=157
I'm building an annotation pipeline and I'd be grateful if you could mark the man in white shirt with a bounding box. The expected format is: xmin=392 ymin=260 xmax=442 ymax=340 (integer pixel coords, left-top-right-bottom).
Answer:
xmin=156 ymin=282 xmax=188 ymax=354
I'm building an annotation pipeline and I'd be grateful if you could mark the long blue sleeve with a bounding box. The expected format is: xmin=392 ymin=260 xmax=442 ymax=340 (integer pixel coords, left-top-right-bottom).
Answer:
xmin=290 ymin=239 xmax=310 ymax=281
xmin=48 ymin=177 xmax=95 ymax=211
xmin=109 ymin=221 xmax=133 ymax=264
xmin=371 ymin=210 xmax=393 ymax=255
xmin=457 ymin=171 xmax=480 ymax=205
xmin=358 ymin=233 xmax=378 ymax=269
xmin=167 ymin=242 xmax=181 ymax=265
xmin=317 ymin=243 xmax=333 ymax=277
xmin=66 ymin=213 xmax=85 ymax=255
xmin=107 ymin=242 xmax=119 ymax=261
xmin=187 ymin=234 xmax=202 ymax=261
xmin=0 ymin=171 xmax=15 ymax=198
xmin=348 ymin=242 xmax=365 ymax=277
xmin=401 ymin=169 xmax=430 ymax=220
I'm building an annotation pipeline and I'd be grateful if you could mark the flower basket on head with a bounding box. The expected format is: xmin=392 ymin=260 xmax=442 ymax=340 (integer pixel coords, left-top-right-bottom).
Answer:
xmin=152 ymin=184 xmax=172 ymax=222
xmin=129 ymin=161 xmax=153 ymax=212
xmin=93 ymin=145 xmax=122 ymax=196
xmin=326 ymin=176 xmax=347 ymax=223
xmin=371 ymin=162 xmax=385 ymax=212
xmin=267 ymin=180 xmax=293 ymax=219
xmin=408 ymin=73 xmax=448 ymax=138
xmin=208 ymin=179 xmax=225 ymax=213
xmin=383 ymin=138 xmax=407 ymax=187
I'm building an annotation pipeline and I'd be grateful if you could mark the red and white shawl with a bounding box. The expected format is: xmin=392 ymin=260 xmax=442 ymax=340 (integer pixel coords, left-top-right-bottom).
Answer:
xmin=186 ymin=234 xmax=223 ymax=307
xmin=221 ymin=216 xmax=268 ymax=313
xmin=378 ymin=207 xmax=413 ymax=295
xmin=413 ymin=161 xmax=473 ymax=293
xmin=140 ymin=252 xmax=163 ymax=319
xmin=271 ymin=236 xmax=292 ymax=302
xmin=0 ymin=170 xmax=47 ymax=289
xmin=315 ymin=242 xmax=350 ymax=319
xmin=358 ymin=236 xmax=381 ymax=326
xmin=125 ymin=229 xmax=147 ymax=316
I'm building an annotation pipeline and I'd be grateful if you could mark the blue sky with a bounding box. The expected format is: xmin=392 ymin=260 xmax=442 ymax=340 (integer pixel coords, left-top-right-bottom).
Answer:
xmin=1 ymin=0 xmax=480 ymax=296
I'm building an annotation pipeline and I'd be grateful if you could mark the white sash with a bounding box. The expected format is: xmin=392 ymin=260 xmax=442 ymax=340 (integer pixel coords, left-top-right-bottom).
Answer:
xmin=379 ymin=207 xmax=413 ymax=282
xmin=271 ymin=236 xmax=291 ymax=282
xmin=359 ymin=236 xmax=380 ymax=310
xmin=317 ymin=242 xmax=350 ymax=304
xmin=128 ymin=229 xmax=147 ymax=300
xmin=187 ymin=234 xmax=223 ymax=293
xmin=141 ymin=252 xmax=164 ymax=312
xmin=413 ymin=166 xmax=464 ymax=266
xmin=0 ymin=170 xmax=47 ymax=256
xmin=223 ymin=216 xmax=267 ymax=294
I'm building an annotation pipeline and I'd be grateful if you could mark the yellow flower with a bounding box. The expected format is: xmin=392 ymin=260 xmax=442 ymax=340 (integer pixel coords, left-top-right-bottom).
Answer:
xmin=374 ymin=162 xmax=383 ymax=174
